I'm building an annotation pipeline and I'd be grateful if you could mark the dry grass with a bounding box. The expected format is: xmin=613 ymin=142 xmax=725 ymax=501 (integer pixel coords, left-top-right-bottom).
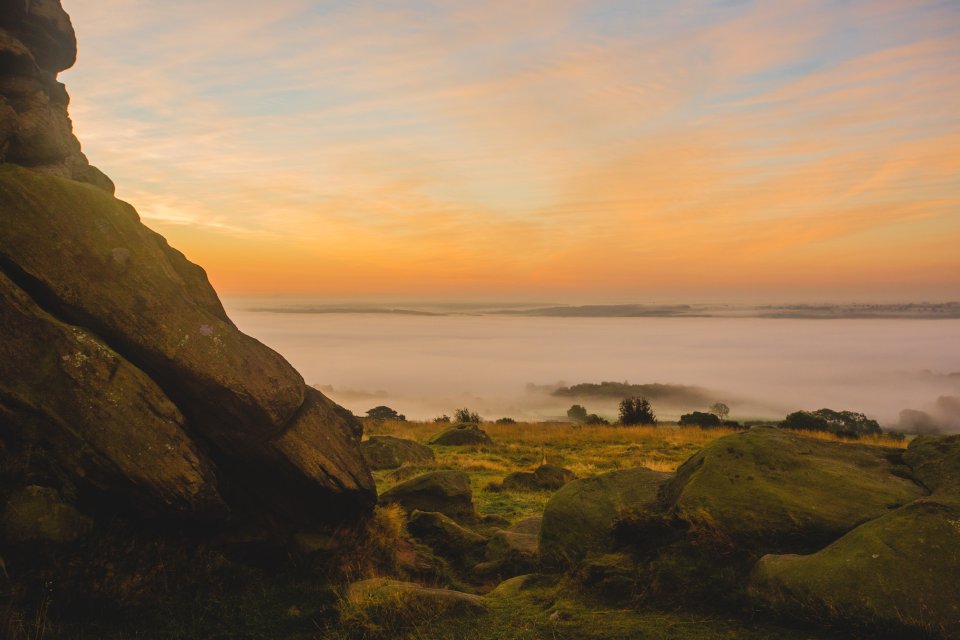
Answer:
xmin=362 ymin=420 xmax=908 ymax=523
xmin=341 ymin=504 xmax=409 ymax=582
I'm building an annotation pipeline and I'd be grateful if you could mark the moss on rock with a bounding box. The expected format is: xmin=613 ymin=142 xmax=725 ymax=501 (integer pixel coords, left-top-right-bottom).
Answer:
xmin=380 ymin=470 xmax=477 ymax=522
xmin=2 ymin=485 xmax=92 ymax=542
xmin=540 ymin=467 xmax=671 ymax=570
xmin=362 ymin=436 xmax=435 ymax=470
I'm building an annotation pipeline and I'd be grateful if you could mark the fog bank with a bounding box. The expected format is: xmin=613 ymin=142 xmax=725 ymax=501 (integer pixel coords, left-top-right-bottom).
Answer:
xmin=226 ymin=306 xmax=960 ymax=429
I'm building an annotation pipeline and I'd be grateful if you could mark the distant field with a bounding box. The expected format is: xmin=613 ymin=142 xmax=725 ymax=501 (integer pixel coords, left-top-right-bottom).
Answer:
xmin=364 ymin=421 xmax=907 ymax=522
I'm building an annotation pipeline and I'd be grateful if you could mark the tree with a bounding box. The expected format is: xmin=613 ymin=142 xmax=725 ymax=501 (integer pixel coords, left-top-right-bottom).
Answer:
xmin=710 ymin=402 xmax=730 ymax=421
xmin=566 ymin=404 xmax=588 ymax=422
xmin=584 ymin=414 xmax=609 ymax=425
xmin=679 ymin=411 xmax=721 ymax=428
xmin=453 ymin=407 xmax=481 ymax=424
xmin=619 ymin=397 xmax=657 ymax=425
xmin=366 ymin=405 xmax=405 ymax=421
xmin=496 ymin=417 xmax=517 ymax=424
xmin=782 ymin=408 xmax=881 ymax=438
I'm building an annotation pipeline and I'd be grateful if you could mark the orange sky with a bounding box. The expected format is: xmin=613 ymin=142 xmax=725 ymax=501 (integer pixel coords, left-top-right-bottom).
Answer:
xmin=61 ymin=0 xmax=960 ymax=302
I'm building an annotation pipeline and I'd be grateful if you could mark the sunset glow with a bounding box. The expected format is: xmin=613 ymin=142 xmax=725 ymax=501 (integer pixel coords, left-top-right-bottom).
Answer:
xmin=61 ymin=0 xmax=960 ymax=301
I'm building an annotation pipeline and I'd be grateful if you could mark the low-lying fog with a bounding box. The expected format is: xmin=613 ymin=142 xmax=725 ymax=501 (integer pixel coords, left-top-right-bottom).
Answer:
xmin=226 ymin=304 xmax=960 ymax=431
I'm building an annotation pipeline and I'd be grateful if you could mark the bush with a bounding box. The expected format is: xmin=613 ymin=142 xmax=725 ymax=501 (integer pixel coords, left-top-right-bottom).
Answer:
xmin=495 ymin=417 xmax=516 ymax=424
xmin=619 ymin=397 xmax=656 ymax=425
xmin=782 ymin=408 xmax=881 ymax=437
xmin=433 ymin=414 xmax=451 ymax=423
xmin=453 ymin=408 xmax=481 ymax=424
xmin=678 ymin=411 xmax=721 ymax=428
xmin=366 ymin=405 xmax=405 ymax=421
xmin=567 ymin=404 xmax=589 ymax=422
xmin=585 ymin=414 xmax=609 ymax=425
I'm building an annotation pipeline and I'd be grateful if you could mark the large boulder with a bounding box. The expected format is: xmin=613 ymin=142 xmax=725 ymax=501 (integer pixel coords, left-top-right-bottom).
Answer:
xmin=0 ymin=270 xmax=224 ymax=518
xmin=380 ymin=471 xmax=476 ymax=522
xmin=654 ymin=427 xmax=924 ymax=549
xmin=749 ymin=435 xmax=960 ymax=636
xmin=0 ymin=1 xmax=375 ymax=541
xmin=362 ymin=436 xmax=435 ymax=470
xmin=540 ymin=467 xmax=671 ymax=569
xmin=428 ymin=424 xmax=493 ymax=446
xmin=0 ymin=166 xmax=375 ymax=530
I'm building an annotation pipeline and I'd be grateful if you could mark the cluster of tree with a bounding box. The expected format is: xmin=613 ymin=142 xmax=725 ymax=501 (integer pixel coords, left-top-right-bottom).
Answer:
xmin=552 ymin=381 xmax=713 ymax=406
xmin=619 ymin=397 xmax=657 ymax=425
xmin=781 ymin=408 xmax=881 ymax=438
xmin=495 ymin=417 xmax=517 ymax=424
xmin=565 ymin=404 xmax=609 ymax=425
xmin=365 ymin=406 xmax=406 ymax=421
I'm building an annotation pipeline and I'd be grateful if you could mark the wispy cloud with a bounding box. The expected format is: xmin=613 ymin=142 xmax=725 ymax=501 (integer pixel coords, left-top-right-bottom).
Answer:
xmin=59 ymin=0 xmax=960 ymax=300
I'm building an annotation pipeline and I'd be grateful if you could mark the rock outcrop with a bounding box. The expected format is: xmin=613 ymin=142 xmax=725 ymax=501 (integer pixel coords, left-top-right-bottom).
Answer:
xmin=0 ymin=0 xmax=113 ymax=191
xmin=0 ymin=0 xmax=374 ymax=548
xmin=750 ymin=435 xmax=960 ymax=636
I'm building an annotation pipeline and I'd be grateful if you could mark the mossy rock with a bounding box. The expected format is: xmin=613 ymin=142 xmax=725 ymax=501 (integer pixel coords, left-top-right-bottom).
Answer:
xmin=657 ymin=426 xmax=926 ymax=549
xmin=575 ymin=553 xmax=638 ymax=603
xmin=750 ymin=434 xmax=960 ymax=637
xmin=751 ymin=497 xmax=960 ymax=637
xmin=428 ymin=424 xmax=493 ymax=446
xmin=379 ymin=470 xmax=476 ymax=522
xmin=478 ymin=517 xmax=543 ymax=579
xmin=903 ymin=434 xmax=960 ymax=495
xmin=502 ymin=465 xmax=575 ymax=491
xmin=407 ymin=510 xmax=488 ymax=569
xmin=540 ymin=467 xmax=672 ymax=569
xmin=341 ymin=578 xmax=487 ymax=633
xmin=2 ymin=485 xmax=92 ymax=543
xmin=362 ymin=436 xmax=435 ymax=470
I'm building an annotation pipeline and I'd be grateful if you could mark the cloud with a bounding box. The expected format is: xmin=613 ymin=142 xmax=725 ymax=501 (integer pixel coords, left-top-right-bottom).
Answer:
xmin=58 ymin=0 xmax=960 ymax=300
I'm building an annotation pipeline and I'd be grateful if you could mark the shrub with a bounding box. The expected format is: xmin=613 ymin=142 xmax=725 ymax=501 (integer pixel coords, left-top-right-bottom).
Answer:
xmin=495 ymin=417 xmax=516 ymax=424
xmin=366 ymin=406 xmax=405 ymax=421
xmin=619 ymin=397 xmax=656 ymax=425
xmin=433 ymin=414 xmax=451 ymax=423
xmin=453 ymin=408 xmax=481 ymax=424
xmin=585 ymin=414 xmax=609 ymax=425
xmin=679 ymin=411 xmax=722 ymax=428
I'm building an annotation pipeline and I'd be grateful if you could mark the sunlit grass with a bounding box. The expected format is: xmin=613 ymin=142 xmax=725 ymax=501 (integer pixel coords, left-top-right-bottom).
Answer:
xmin=362 ymin=420 xmax=907 ymax=523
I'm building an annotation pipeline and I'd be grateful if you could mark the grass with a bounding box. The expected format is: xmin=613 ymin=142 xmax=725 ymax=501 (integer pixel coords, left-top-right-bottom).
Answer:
xmin=364 ymin=420 xmax=906 ymax=523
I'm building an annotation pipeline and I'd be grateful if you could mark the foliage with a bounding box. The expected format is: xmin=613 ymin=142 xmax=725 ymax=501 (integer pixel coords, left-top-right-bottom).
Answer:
xmin=782 ymin=408 xmax=881 ymax=437
xmin=619 ymin=397 xmax=657 ymax=425
xmin=495 ymin=417 xmax=516 ymax=424
xmin=367 ymin=405 xmax=406 ymax=421
xmin=678 ymin=411 xmax=722 ymax=428
xmin=567 ymin=404 xmax=588 ymax=422
xmin=433 ymin=414 xmax=451 ymax=423
xmin=710 ymin=402 xmax=730 ymax=420
xmin=584 ymin=414 xmax=609 ymax=425
xmin=552 ymin=381 xmax=713 ymax=405
xmin=453 ymin=408 xmax=481 ymax=424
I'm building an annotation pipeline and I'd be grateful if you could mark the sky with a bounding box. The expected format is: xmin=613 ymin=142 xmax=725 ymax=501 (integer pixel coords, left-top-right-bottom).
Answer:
xmin=60 ymin=0 xmax=960 ymax=303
